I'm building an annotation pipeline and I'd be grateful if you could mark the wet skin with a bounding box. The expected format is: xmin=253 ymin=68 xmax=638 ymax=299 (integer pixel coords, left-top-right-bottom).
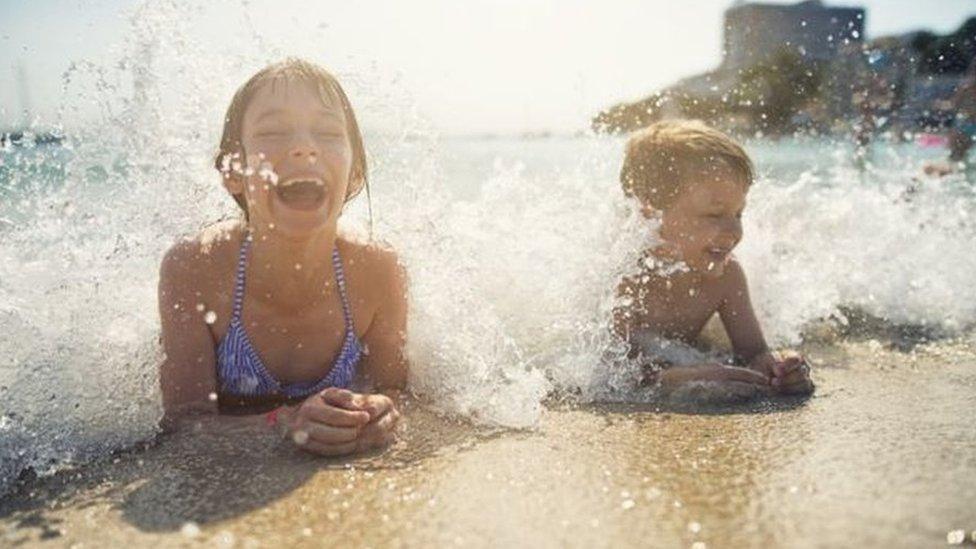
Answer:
xmin=158 ymin=79 xmax=408 ymax=456
xmin=616 ymin=167 xmax=814 ymax=395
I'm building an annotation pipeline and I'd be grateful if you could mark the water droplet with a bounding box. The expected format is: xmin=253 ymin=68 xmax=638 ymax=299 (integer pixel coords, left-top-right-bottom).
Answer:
xmin=258 ymin=164 xmax=279 ymax=184
xmin=208 ymin=392 xmax=218 ymax=402
xmin=692 ymin=543 xmax=707 ymax=549
xmin=292 ymin=429 xmax=309 ymax=445
xmin=621 ymin=499 xmax=635 ymax=510
xmin=195 ymin=303 xmax=205 ymax=312
xmin=204 ymin=311 xmax=217 ymax=324
xmin=301 ymin=528 xmax=312 ymax=537
xmin=214 ymin=530 xmax=235 ymax=548
xmin=180 ymin=522 xmax=201 ymax=538
xmin=295 ymin=263 xmax=302 ymax=270
xmin=947 ymin=530 xmax=966 ymax=545
xmin=268 ymin=223 xmax=275 ymax=230
xmin=688 ymin=521 xmax=702 ymax=533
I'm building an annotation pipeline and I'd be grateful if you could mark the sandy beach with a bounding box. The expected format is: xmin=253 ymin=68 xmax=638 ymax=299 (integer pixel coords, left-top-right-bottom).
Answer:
xmin=2 ymin=337 xmax=974 ymax=548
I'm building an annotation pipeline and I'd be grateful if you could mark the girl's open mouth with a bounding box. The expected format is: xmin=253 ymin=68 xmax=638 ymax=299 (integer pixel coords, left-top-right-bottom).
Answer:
xmin=274 ymin=178 xmax=326 ymax=210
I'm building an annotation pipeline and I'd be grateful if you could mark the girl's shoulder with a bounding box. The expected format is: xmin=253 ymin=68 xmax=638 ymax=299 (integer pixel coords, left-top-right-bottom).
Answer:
xmin=335 ymin=232 xmax=406 ymax=292
xmin=159 ymin=220 xmax=245 ymax=287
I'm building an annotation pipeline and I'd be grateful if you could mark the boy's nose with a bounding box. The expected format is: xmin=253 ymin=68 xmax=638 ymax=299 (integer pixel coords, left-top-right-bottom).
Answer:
xmin=718 ymin=219 xmax=742 ymax=241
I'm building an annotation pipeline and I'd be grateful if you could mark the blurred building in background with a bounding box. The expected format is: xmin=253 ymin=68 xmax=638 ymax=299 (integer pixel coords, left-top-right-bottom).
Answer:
xmin=594 ymin=0 xmax=976 ymax=139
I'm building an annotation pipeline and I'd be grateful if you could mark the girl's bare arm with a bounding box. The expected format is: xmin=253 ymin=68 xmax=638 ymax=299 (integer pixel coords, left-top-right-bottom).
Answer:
xmin=360 ymin=247 xmax=409 ymax=396
xmin=158 ymin=242 xmax=219 ymax=430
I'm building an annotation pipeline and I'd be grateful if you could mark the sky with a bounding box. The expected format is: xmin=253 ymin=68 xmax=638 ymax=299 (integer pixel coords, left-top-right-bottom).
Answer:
xmin=1 ymin=0 xmax=975 ymax=134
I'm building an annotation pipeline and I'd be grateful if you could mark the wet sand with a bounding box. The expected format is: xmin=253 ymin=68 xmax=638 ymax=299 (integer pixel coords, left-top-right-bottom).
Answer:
xmin=2 ymin=339 xmax=975 ymax=548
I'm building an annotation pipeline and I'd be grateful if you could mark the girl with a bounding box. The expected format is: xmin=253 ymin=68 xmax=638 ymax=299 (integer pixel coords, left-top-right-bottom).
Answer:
xmin=158 ymin=59 xmax=407 ymax=456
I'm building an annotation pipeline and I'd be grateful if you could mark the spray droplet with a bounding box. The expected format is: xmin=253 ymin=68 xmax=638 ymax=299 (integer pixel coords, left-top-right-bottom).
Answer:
xmin=621 ymin=499 xmax=635 ymax=510
xmin=292 ymin=429 xmax=309 ymax=445
xmin=258 ymin=164 xmax=279 ymax=184
xmin=947 ymin=530 xmax=965 ymax=545
xmin=295 ymin=263 xmax=302 ymax=270
xmin=208 ymin=392 xmax=218 ymax=402
xmin=204 ymin=311 xmax=217 ymax=324
xmin=268 ymin=223 xmax=275 ymax=230
xmin=195 ymin=303 xmax=205 ymax=312
xmin=180 ymin=522 xmax=201 ymax=538
xmin=688 ymin=521 xmax=702 ymax=533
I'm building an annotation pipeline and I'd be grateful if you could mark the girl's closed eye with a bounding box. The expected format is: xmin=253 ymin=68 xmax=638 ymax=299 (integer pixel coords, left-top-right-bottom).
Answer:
xmin=255 ymin=129 xmax=289 ymax=138
xmin=313 ymin=126 xmax=345 ymax=139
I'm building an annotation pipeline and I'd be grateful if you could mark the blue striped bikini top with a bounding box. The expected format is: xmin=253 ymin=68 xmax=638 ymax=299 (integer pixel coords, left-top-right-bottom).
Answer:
xmin=216 ymin=234 xmax=363 ymax=399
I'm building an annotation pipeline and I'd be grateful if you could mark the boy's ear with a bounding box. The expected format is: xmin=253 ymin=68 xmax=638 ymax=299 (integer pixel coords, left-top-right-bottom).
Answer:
xmin=640 ymin=203 xmax=658 ymax=219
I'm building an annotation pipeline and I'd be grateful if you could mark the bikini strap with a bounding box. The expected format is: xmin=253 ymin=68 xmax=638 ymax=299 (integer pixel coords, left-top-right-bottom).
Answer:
xmin=331 ymin=247 xmax=355 ymax=331
xmin=231 ymin=234 xmax=251 ymax=322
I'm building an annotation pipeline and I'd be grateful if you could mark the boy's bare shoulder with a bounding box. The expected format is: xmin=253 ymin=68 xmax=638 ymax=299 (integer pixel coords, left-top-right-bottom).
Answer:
xmin=723 ymin=256 xmax=747 ymax=278
xmin=715 ymin=256 xmax=749 ymax=296
xmin=160 ymin=220 xmax=244 ymax=285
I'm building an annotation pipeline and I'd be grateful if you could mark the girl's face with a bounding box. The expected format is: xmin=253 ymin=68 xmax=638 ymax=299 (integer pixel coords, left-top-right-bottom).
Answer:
xmin=232 ymin=79 xmax=354 ymax=236
xmin=657 ymin=168 xmax=747 ymax=277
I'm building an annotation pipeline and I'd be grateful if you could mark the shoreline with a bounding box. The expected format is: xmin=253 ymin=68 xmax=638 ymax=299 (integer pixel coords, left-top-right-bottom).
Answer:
xmin=2 ymin=339 xmax=974 ymax=548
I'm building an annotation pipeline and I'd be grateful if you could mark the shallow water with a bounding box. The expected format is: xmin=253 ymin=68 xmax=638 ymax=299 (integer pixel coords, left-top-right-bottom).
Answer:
xmin=2 ymin=338 xmax=974 ymax=548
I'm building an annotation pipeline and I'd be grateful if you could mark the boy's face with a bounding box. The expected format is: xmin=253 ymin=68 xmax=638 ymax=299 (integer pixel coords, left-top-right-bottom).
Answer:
xmin=232 ymin=79 xmax=353 ymax=236
xmin=654 ymin=167 xmax=747 ymax=277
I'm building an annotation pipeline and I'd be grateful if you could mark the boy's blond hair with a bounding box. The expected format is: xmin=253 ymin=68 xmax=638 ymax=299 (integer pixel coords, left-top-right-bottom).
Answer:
xmin=620 ymin=120 xmax=754 ymax=210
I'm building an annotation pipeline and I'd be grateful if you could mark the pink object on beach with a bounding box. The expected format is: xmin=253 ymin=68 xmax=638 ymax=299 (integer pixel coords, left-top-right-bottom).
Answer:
xmin=265 ymin=407 xmax=281 ymax=426
xmin=916 ymin=133 xmax=949 ymax=148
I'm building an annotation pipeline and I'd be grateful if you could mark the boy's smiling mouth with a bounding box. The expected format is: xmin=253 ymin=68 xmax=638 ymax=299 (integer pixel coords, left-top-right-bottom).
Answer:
xmin=704 ymin=245 xmax=732 ymax=266
xmin=274 ymin=177 xmax=327 ymax=210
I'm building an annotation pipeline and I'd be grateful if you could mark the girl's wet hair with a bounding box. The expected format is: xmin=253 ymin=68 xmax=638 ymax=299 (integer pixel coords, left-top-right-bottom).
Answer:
xmin=214 ymin=58 xmax=369 ymax=219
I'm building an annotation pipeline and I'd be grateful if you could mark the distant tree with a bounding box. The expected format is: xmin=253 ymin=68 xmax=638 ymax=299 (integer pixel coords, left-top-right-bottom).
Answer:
xmin=915 ymin=17 xmax=976 ymax=74
xmin=591 ymin=93 xmax=667 ymax=134
xmin=729 ymin=49 xmax=824 ymax=130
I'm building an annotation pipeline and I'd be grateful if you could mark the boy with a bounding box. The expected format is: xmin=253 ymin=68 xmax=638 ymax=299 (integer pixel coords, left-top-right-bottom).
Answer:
xmin=614 ymin=120 xmax=813 ymax=395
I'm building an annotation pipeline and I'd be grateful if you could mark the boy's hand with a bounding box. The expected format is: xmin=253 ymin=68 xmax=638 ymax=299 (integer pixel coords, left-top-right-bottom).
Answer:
xmin=749 ymin=352 xmax=815 ymax=396
xmin=769 ymin=354 xmax=815 ymax=395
